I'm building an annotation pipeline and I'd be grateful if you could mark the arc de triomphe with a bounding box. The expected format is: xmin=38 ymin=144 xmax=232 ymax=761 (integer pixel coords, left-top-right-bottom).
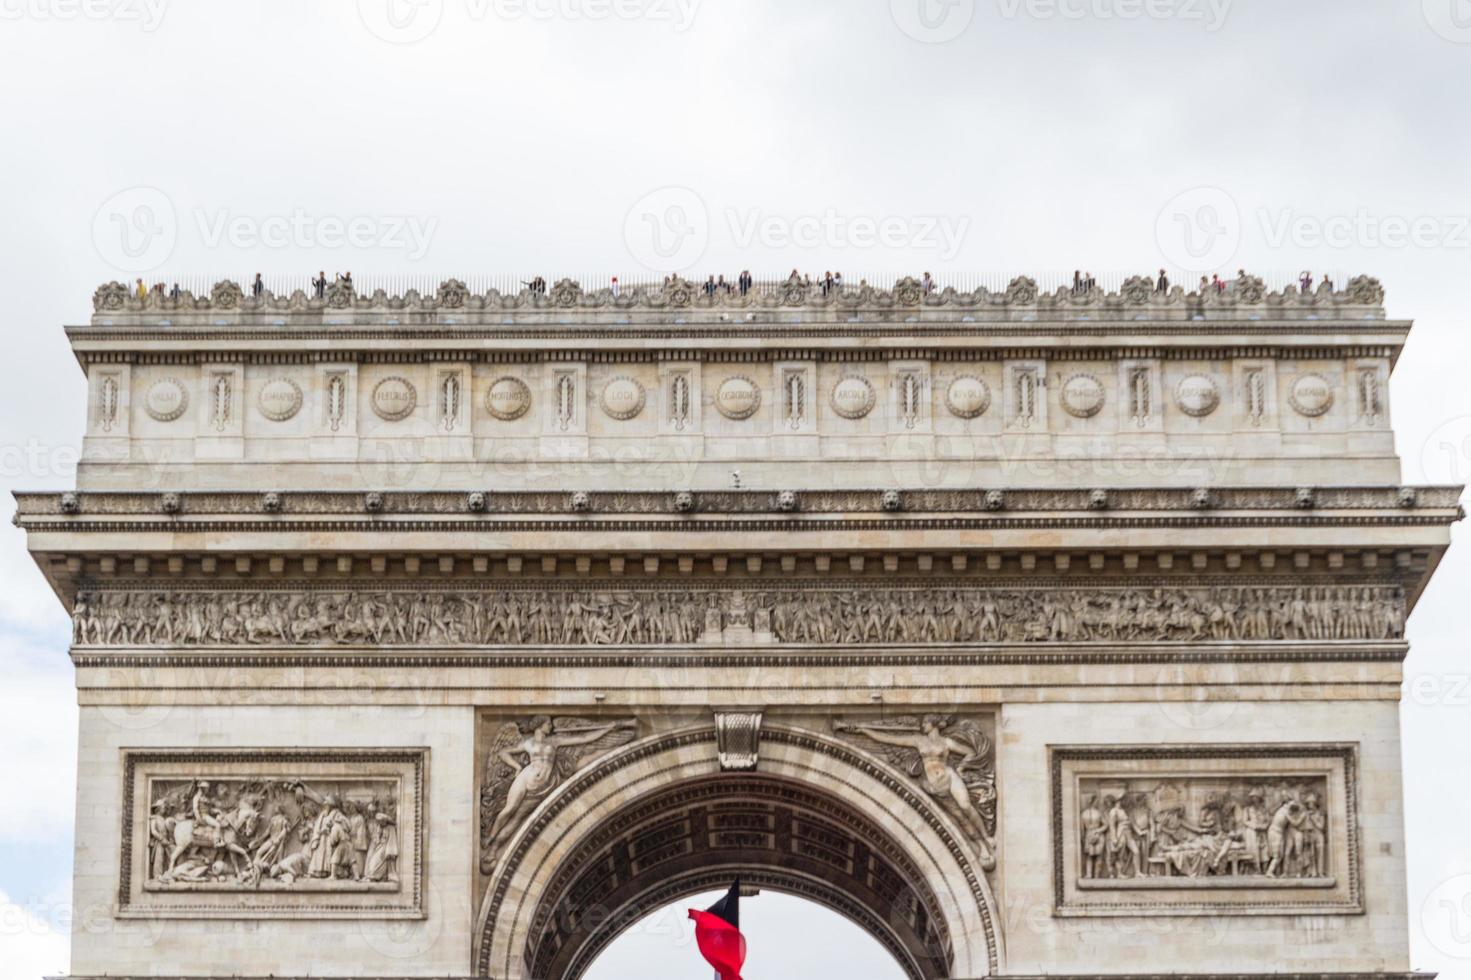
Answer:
xmin=17 ymin=273 xmax=1457 ymax=980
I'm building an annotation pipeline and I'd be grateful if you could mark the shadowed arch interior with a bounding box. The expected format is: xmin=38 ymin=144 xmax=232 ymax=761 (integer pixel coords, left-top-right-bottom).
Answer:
xmin=524 ymin=774 xmax=952 ymax=980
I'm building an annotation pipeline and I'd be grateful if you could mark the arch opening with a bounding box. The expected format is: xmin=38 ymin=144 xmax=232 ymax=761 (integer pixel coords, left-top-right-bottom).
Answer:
xmin=525 ymin=774 xmax=951 ymax=980
xmin=582 ymin=887 xmax=910 ymax=980
xmin=475 ymin=725 xmax=1001 ymax=979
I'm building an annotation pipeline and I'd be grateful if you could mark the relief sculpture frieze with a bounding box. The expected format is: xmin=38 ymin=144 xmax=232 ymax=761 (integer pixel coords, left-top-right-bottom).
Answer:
xmin=479 ymin=717 xmax=638 ymax=872
xmin=119 ymin=749 xmax=425 ymax=919
xmin=834 ymin=714 xmax=997 ymax=869
xmin=72 ymin=584 xmax=1406 ymax=648
xmin=1052 ymin=745 xmax=1361 ymax=917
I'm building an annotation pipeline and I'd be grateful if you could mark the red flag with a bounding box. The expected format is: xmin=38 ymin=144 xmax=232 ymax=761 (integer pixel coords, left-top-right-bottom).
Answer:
xmin=689 ymin=880 xmax=746 ymax=980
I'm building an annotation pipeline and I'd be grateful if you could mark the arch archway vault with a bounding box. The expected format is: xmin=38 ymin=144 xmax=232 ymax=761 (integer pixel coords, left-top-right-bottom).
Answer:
xmin=475 ymin=726 xmax=1002 ymax=980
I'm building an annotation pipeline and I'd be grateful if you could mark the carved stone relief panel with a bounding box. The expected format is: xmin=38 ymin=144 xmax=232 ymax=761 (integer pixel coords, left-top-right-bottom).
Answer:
xmin=834 ymin=713 xmax=996 ymax=870
xmin=478 ymin=716 xmax=638 ymax=872
xmin=1052 ymin=744 xmax=1360 ymax=916
xmin=70 ymin=583 xmax=1406 ymax=649
xmin=1005 ymin=360 xmax=1046 ymax=429
xmin=91 ymin=365 xmax=130 ymax=437
xmin=659 ymin=362 xmax=700 ymax=434
xmin=119 ymin=748 xmax=425 ymax=919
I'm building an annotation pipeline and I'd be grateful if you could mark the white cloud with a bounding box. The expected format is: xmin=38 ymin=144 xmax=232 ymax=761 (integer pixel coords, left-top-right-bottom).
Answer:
xmin=0 ymin=890 xmax=69 ymax=980
xmin=0 ymin=632 xmax=77 ymax=842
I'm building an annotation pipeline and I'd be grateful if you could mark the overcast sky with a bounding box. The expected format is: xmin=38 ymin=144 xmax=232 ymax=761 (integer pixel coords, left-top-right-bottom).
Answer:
xmin=2 ymin=2 xmax=1470 ymax=978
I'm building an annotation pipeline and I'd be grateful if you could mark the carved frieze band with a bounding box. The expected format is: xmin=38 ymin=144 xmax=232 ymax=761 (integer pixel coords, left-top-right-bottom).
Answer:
xmin=118 ymin=748 xmax=426 ymax=919
xmin=71 ymin=584 xmax=1404 ymax=648
xmin=1052 ymin=744 xmax=1361 ymax=916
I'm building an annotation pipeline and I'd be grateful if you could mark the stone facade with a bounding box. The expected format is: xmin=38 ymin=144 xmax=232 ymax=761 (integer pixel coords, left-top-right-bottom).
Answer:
xmin=15 ymin=276 xmax=1459 ymax=980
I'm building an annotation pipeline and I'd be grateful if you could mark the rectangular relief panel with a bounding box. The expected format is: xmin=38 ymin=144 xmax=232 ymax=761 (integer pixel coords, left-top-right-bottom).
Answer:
xmin=118 ymin=748 xmax=426 ymax=919
xmin=1051 ymin=744 xmax=1359 ymax=916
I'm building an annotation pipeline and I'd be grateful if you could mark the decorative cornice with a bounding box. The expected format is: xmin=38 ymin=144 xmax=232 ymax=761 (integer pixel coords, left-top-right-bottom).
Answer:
xmin=68 ymin=642 xmax=1410 ymax=670
xmin=14 ymin=485 xmax=1464 ymax=520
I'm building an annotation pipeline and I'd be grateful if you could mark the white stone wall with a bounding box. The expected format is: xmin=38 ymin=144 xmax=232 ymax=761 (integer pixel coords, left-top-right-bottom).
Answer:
xmin=996 ymin=699 xmax=1408 ymax=974
xmin=71 ymin=705 xmax=476 ymax=978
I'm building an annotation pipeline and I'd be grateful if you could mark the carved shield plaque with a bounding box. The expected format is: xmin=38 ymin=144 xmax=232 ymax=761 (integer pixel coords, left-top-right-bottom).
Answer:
xmin=600 ymin=377 xmax=646 ymax=421
xmin=371 ymin=377 xmax=417 ymax=422
xmin=829 ymin=376 xmax=876 ymax=420
xmin=945 ymin=375 xmax=992 ymax=419
xmin=257 ymin=377 xmax=303 ymax=422
xmin=1174 ymin=374 xmax=1220 ymax=418
xmin=1060 ymin=374 xmax=1106 ymax=419
xmin=143 ymin=378 xmax=189 ymax=422
xmin=715 ymin=376 xmax=762 ymax=420
xmin=486 ymin=376 xmax=532 ymax=421
xmin=1289 ymin=373 xmax=1334 ymax=417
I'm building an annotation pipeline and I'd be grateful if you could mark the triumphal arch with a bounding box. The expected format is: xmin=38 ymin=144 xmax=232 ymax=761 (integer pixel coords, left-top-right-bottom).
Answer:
xmin=17 ymin=272 xmax=1457 ymax=979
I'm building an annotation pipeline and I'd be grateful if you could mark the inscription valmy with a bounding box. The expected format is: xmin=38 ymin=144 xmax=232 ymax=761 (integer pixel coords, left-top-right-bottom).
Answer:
xmin=144 ymin=378 xmax=189 ymax=423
